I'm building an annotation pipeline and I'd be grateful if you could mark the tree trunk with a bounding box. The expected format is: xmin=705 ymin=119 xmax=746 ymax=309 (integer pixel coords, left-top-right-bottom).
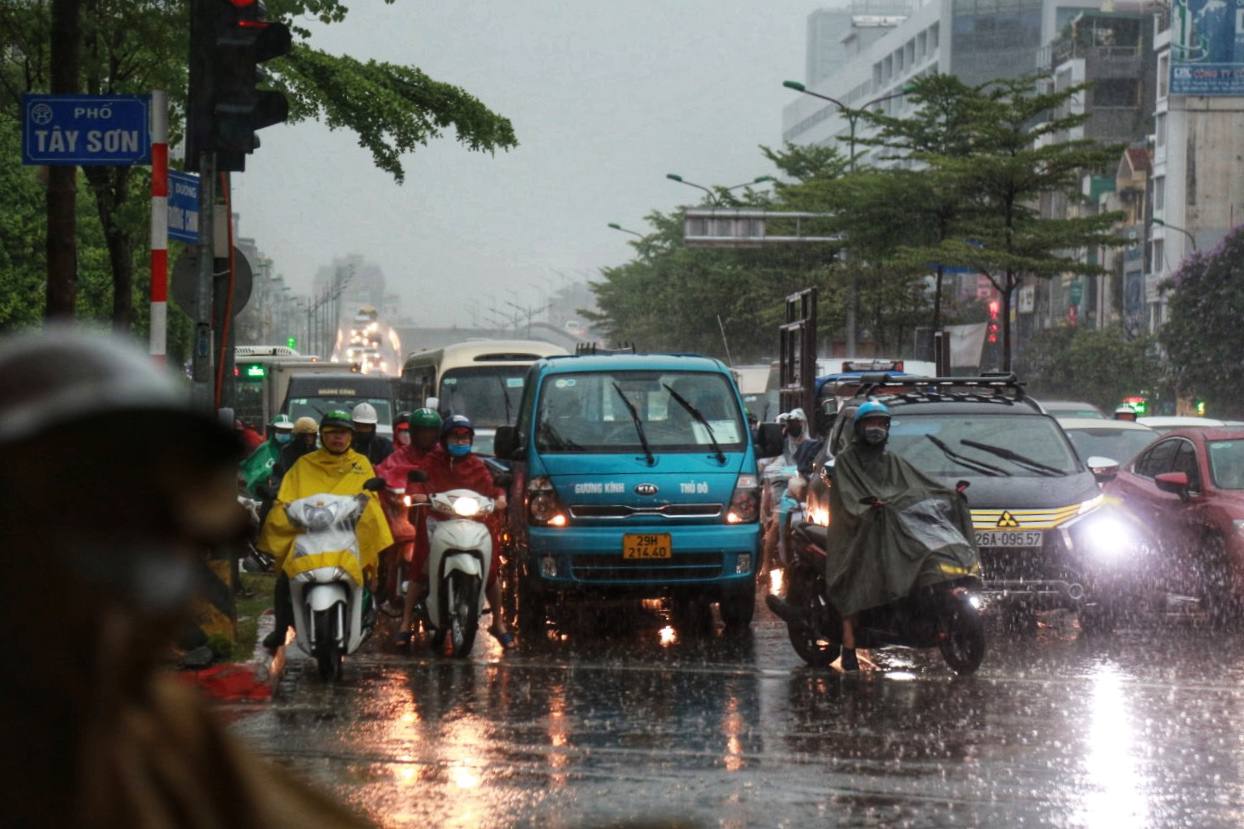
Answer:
xmin=45 ymin=0 xmax=81 ymax=319
xmin=1001 ymin=273 xmax=1015 ymax=372
xmin=84 ymin=167 xmax=135 ymax=331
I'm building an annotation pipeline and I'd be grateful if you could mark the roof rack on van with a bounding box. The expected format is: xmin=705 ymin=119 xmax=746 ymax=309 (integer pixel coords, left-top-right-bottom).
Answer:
xmin=575 ymin=342 xmax=637 ymax=356
xmin=856 ymin=373 xmax=1032 ymax=407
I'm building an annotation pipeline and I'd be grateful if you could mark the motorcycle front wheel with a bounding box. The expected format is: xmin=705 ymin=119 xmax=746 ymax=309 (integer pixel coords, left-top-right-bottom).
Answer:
xmin=313 ymin=608 xmax=343 ymax=681
xmin=939 ymin=594 xmax=986 ymax=675
xmin=787 ymin=575 xmax=839 ymax=668
xmin=432 ymin=572 xmax=481 ymax=658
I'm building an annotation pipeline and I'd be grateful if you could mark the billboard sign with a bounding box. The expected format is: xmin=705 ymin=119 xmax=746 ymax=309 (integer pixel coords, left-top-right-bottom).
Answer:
xmin=1170 ymin=0 xmax=1244 ymax=96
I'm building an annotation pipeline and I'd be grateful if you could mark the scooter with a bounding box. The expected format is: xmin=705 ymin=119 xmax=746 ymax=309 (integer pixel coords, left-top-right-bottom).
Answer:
xmin=766 ymin=489 xmax=987 ymax=675
xmin=284 ymin=482 xmax=383 ymax=680
xmin=408 ymin=470 xmax=495 ymax=658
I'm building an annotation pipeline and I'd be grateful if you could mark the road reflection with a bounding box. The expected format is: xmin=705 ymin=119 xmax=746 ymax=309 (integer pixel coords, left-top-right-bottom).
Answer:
xmin=1077 ymin=664 xmax=1150 ymax=826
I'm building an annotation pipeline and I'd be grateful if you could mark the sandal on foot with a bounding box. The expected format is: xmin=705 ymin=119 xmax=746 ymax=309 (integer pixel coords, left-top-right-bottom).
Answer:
xmin=488 ymin=626 xmax=515 ymax=649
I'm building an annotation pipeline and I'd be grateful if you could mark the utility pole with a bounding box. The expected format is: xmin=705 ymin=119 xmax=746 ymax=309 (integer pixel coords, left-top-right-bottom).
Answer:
xmin=45 ymin=0 xmax=80 ymax=319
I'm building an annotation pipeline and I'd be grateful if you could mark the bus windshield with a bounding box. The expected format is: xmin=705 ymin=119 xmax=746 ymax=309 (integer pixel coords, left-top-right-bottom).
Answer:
xmin=287 ymin=397 xmax=393 ymax=427
xmin=535 ymin=370 xmax=746 ymax=454
xmin=439 ymin=367 xmax=527 ymax=429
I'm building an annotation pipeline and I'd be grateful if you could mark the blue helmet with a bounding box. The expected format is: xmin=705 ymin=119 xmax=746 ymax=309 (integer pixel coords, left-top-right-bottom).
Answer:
xmin=853 ymin=399 xmax=891 ymax=423
xmin=441 ymin=414 xmax=475 ymax=457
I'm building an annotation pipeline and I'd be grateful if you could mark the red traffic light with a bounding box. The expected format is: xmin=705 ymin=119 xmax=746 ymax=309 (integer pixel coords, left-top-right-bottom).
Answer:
xmin=987 ymin=300 xmax=1000 ymax=320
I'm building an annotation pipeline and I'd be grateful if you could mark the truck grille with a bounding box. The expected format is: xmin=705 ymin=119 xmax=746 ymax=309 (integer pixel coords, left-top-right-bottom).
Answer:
xmin=569 ymin=503 xmax=722 ymax=520
xmin=570 ymin=552 xmax=723 ymax=582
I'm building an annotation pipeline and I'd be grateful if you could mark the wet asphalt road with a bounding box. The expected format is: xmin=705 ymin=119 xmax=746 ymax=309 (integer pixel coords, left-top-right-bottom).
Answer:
xmin=228 ymin=597 xmax=1244 ymax=828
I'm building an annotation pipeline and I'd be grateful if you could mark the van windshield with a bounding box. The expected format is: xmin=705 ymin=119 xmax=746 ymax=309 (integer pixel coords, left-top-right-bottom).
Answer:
xmin=440 ymin=366 xmax=527 ymax=429
xmin=888 ymin=413 xmax=1081 ymax=477
xmin=536 ymin=370 xmax=746 ymax=454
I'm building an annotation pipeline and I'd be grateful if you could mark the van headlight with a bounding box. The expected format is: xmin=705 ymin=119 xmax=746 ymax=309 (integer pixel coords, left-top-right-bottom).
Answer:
xmin=725 ymin=474 xmax=759 ymax=524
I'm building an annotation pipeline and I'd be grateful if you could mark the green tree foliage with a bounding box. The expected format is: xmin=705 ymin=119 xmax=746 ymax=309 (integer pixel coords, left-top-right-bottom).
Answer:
xmin=1161 ymin=228 xmax=1244 ymax=417
xmin=898 ymin=76 xmax=1125 ymax=370
xmin=1018 ymin=324 xmax=1163 ymax=412
xmin=0 ymin=0 xmax=516 ymax=330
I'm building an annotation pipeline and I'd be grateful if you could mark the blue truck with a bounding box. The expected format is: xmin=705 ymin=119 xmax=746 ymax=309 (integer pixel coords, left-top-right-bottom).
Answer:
xmin=493 ymin=352 xmax=762 ymax=632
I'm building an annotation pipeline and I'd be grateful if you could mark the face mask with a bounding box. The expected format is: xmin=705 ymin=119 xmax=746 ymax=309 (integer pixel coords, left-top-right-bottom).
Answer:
xmin=862 ymin=426 xmax=889 ymax=446
xmin=274 ymin=432 xmax=292 ymax=445
xmin=447 ymin=442 xmax=472 ymax=458
xmin=354 ymin=432 xmax=374 ymax=450
xmin=787 ymin=424 xmax=803 ymax=438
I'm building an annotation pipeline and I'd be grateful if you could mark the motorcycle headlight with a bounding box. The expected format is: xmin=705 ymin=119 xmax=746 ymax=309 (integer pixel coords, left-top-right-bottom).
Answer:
xmin=453 ymin=496 xmax=481 ymax=517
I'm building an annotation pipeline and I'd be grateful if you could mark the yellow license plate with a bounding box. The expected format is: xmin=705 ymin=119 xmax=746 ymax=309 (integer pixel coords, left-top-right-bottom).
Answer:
xmin=623 ymin=533 xmax=672 ymax=560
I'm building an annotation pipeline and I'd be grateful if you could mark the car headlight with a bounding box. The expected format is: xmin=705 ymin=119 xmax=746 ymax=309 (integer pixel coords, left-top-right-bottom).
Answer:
xmin=1079 ymin=515 xmax=1135 ymax=562
xmin=1078 ymin=494 xmax=1105 ymax=515
xmin=452 ymin=496 xmax=481 ymax=517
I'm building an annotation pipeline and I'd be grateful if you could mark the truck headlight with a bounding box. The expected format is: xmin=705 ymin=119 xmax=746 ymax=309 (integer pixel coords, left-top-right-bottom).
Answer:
xmin=725 ymin=474 xmax=759 ymax=524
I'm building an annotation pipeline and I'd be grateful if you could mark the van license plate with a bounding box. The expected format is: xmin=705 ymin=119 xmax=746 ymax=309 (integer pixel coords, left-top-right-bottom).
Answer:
xmin=975 ymin=530 xmax=1043 ymax=548
xmin=623 ymin=533 xmax=672 ymax=559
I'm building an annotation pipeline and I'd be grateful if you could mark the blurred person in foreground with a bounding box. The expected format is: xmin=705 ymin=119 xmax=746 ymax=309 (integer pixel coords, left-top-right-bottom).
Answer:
xmin=0 ymin=329 xmax=368 ymax=828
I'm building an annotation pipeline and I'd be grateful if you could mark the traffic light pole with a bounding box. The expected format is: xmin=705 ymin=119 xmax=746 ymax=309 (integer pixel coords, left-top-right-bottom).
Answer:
xmin=190 ymin=150 xmax=217 ymax=410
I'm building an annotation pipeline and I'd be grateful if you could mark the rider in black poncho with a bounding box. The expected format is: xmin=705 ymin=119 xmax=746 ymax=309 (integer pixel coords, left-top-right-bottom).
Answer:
xmin=825 ymin=400 xmax=980 ymax=670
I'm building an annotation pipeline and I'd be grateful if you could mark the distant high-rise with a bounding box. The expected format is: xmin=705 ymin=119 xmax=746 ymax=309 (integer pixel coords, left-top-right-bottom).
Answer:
xmin=805 ymin=2 xmax=916 ymax=86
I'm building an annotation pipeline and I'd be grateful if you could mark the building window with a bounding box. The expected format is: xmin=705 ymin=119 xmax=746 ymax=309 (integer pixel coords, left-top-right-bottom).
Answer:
xmin=1158 ymin=52 xmax=1169 ymax=100
xmin=930 ymin=23 xmax=939 ymax=50
xmin=918 ymin=31 xmax=927 ymax=60
xmin=1155 ymin=112 xmax=1166 ymax=147
xmin=896 ymin=48 xmax=904 ymax=72
xmin=1154 ymin=176 xmax=1165 ymax=211
xmin=1152 ymin=239 xmax=1165 ymax=272
xmin=906 ymin=39 xmax=915 ymax=68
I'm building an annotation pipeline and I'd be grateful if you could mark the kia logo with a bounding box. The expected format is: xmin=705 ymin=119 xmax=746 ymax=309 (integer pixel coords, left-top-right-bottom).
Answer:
xmin=635 ymin=483 xmax=659 ymax=496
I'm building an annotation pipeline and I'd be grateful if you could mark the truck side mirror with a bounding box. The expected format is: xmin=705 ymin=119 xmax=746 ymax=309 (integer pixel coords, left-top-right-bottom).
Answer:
xmin=493 ymin=425 xmax=519 ymax=460
xmin=756 ymin=423 xmax=784 ymax=458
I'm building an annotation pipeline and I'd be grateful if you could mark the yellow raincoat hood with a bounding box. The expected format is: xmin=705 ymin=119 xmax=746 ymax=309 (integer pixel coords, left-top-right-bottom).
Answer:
xmin=258 ymin=448 xmax=393 ymax=583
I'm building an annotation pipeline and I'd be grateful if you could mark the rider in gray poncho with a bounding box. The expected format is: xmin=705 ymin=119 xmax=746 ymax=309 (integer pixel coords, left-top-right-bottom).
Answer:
xmin=825 ymin=400 xmax=980 ymax=670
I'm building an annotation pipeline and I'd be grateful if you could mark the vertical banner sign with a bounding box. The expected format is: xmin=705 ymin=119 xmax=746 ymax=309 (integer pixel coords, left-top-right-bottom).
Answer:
xmin=1171 ymin=0 xmax=1244 ymax=95
xmin=167 ymin=172 xmax=202 ymax=243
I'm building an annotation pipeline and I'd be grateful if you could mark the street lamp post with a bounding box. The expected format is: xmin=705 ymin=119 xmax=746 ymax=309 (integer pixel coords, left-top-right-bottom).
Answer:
xmin=666 ymin=173 xmax=774 ymax=205
xmin=783 ymin=80 xmax=914 ymax=356
xmin=1152 ymin=218 xmax=1198 ymax=252
xmin=607 ymin=222 xmax=644 ymax=238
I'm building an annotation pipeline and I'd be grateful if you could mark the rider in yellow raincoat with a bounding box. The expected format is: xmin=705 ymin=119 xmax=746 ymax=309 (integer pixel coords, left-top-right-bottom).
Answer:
xmin=258 ymin=411 xmax=393 ymax=649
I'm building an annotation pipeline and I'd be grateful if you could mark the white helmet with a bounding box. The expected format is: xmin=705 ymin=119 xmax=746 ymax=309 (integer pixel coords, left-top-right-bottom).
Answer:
xmin=351 ymin=402 xmax=379 ymax=425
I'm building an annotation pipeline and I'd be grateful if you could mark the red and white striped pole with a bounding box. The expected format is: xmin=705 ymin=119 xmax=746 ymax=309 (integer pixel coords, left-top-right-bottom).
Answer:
xmin=149 ymin=89 xmax=169 ymax=362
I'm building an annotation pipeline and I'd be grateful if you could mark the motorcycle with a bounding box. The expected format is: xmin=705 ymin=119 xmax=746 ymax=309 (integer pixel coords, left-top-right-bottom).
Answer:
xmin=284 ymin=480 xmax=384 ymax=680
xmin=407 ymin=470 xmax=495 ymax=658
xmin=766 ymin=488 xmax=987 ymax=675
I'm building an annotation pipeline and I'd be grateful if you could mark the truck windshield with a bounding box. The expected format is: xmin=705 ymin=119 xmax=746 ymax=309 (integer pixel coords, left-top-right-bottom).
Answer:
xmin=536 ymin=370 xmax=745 ymax=454
xmin=287 ymin=397 xmax=393 ymax=426
xmin=888 ymin=413 xmax=1081 ymax=477
xmin=439 ymin=366 xmax=527 ymax=429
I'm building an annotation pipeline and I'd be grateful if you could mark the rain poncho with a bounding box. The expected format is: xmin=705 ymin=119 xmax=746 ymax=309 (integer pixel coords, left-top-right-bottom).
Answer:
xmin=257 ymin=448 xmax=393 ymax=584
xmin=239 ymin=439 xmax=281 ymax=496
xmin=824 ymin=437 xmax=980 ymax=617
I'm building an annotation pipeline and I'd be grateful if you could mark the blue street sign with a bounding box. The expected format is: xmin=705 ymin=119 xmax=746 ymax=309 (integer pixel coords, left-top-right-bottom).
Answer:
xmin=21 ymin=94 xmax=151 ymax=166
xmin=168 ymin=171 xmax=200 ymax=244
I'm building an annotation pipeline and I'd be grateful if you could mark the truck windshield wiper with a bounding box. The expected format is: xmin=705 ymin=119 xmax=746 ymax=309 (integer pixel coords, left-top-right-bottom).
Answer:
xmin=663 ymin=383 xmax=726 ymax=465
xmin=496 ymin=375 xmax=513 ymax=425
xmin=925 ymin=434 xmax=1006 ymax=477
xmin=611 ymin=383 xmax=655 ymax=466
xmin=959 ymin=438 xmax=1063 ymax=477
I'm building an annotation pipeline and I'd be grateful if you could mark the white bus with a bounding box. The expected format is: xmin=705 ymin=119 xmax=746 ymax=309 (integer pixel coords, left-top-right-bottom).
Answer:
xmin=398 ymin=340 xmax=569 ymax=454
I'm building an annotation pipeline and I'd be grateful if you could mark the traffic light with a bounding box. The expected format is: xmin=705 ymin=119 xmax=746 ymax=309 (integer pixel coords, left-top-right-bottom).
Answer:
xmin=986 ymin=300 xmax=1000 ymax=345
xmin=286 ymin=335 xmax=297 ymax=350
xmin=186 ymin=0 xmax=291 ymax=172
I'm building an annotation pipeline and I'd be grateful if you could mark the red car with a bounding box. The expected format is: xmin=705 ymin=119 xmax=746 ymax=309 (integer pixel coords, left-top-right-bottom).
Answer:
xmin=1106 ymin=428 xmax=1244 ymax=620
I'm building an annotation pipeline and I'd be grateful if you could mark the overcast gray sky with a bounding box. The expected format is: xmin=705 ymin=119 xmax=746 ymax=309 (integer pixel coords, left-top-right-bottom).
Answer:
xmin=233 ymin=1 xmax=818 ymax=327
